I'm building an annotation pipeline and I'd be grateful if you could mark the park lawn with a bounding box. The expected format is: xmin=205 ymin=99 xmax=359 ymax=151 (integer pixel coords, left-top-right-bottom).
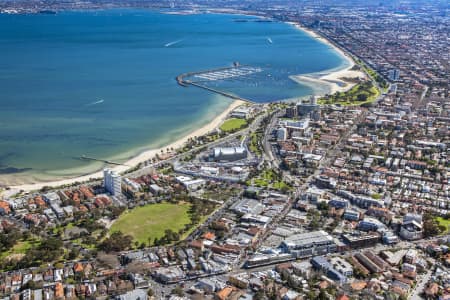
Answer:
xmin=220 ymin=118 xmax=247 ymax=132
xmin=110 ymin=203 xmax=192 ymax=244
xmin=273 ymin=181 xmax=290 ymax=190
xmin=202 ymin=189 xmax=238 ymax=202
xmin=249 ymin=132 xmax=262 ymax=155
xmin=248 ymin=168 xmax=292 ymax=191
xmin=262 ymin=169 xmax=276 ymax=180
xmin=253 ymin=178 xmax=269 ymax=187
xmin=0 ymin=239 xmax=38 ymax=260
xmin=318 ymin=82 xmax=380 ymax=106
xmin=371 ymin=193 xmax=382 ymax=200
xmin=436 ymin=217 xmax=450 ymax=234
xmin=250 ymin=169 xmax=275 ymax=187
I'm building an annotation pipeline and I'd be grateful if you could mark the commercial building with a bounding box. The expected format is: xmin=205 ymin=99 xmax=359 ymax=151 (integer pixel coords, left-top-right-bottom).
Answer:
xmin=230 ymin=106 xmax=252 ymax=119
xmin=399 ymin=214 xmax=423 ymax=240
xmin=330 ymin=257 xmax=353 ymax=277
xmin=230 ymin=198 xmax=265 ymax=215
xmin=311 ymin=256 xmax=352 ymax=284
xmin=358 ymin=217 xmax=386 ymax=232
xmin=103 ymin=168 xmax=122 ymax=196
xmin=342 ymin=232 xmax=380 ymax=249
xmin=154 ymin=266 xmax=185 ymax=283
xmin=400 ymin=221 xmax=423 ymax=240
xmin=175 ymin=176 xmax=206 ymax=191
xmin=281 ymin=230 xmax=337 ymax=258
xmin=212 ymin=147 xmax=247 ymax=162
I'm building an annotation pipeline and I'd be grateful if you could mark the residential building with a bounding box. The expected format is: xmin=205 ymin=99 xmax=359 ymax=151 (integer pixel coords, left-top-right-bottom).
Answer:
xmin=103 ymin=168 xmax=122 ymax=196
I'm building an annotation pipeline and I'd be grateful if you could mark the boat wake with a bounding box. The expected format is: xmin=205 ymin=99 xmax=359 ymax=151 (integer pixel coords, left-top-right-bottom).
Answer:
xmin=165 ymin=39 xmax=184 ymax=47
xmin=86 ymin=99 xmax=104 ymax=106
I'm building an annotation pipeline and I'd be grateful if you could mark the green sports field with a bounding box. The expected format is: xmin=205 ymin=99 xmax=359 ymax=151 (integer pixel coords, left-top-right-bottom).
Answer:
xmin=220 ymin=118 xmax=247 ymax=132
xmin=110 ymin=203 xmax=191 ymax=244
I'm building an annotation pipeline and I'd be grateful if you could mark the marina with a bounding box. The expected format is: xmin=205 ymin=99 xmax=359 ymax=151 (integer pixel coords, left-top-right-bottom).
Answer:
xmin=176 ymin=65 xmax=263 ymax=103
xmin=192 ymin=66 xmax=263 ymax=81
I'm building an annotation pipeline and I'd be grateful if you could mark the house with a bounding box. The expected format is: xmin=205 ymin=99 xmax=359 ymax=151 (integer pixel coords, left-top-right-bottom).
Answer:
xmin=65 ymin=285 xmax=76 ymax=299
xmin=54 ymin=269 xmax=63 ymax=282
xmin=0 ymin=201 xmax=11 ymax=215
xmin=11 ymin=274 xmax=22 ymax=287
xmin=73 ymin=262 xmax=84 ymax=274
xmin=282 ymin=289 xmax=300 ymax=300
xmin=43 ymin=269 xmax=53 ymax=282
xmin=54 ymin=282 xmax=64 ymax=299
xmin=83 ymin=263 xmax=93 ymax=278
xmin=215 ymin=286 xmax=235 ymax=300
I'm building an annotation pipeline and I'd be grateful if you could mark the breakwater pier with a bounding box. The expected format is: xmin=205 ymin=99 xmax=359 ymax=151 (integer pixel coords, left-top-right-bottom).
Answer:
xmin=77 ymin=155 xmax=129 ymax=166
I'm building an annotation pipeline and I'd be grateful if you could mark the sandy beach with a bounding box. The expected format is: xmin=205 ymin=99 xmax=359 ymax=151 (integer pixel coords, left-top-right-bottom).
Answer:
xmin=288 ymin=22 xmax=366 ymax=94
xmin=5 ymin=99 xmax=245 ymax=193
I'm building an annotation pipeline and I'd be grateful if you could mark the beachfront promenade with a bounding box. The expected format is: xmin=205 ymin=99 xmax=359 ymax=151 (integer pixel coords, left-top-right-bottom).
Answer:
xmin=176 ymin=65 xmax=258 ymax=104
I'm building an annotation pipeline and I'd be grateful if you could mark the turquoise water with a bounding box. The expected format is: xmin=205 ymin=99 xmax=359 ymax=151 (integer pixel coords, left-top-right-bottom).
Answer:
xmin=0 ymin=10 xmax=346 ymax=183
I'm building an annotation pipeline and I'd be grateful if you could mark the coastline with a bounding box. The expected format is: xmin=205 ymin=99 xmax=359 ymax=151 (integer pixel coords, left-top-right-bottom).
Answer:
xmin=0 ymin=13 xmax=361 ymax=194
xmin=6 ymin=99 xmax=245 ymax=192
xmin=287 ymin=22 xmax=366 ymax=95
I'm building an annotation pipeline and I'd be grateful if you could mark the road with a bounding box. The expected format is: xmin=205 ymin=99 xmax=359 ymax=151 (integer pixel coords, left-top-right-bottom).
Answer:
xmin=262 ymin=109 xmax=282 ymax=167
xmin=410 ymin=260 xmax=434 ymax=300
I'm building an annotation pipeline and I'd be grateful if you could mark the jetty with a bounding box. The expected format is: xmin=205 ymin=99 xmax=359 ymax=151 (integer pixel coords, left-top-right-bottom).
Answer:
xmin=77 ymin=155 xmax=128 ymax=166
xmin=176 ymin=65 xmax=259 ymax=104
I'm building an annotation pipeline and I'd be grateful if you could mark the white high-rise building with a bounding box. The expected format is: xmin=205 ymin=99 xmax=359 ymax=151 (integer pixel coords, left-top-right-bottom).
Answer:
xmin=103 ymin=168 xmax=122 ymax=196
